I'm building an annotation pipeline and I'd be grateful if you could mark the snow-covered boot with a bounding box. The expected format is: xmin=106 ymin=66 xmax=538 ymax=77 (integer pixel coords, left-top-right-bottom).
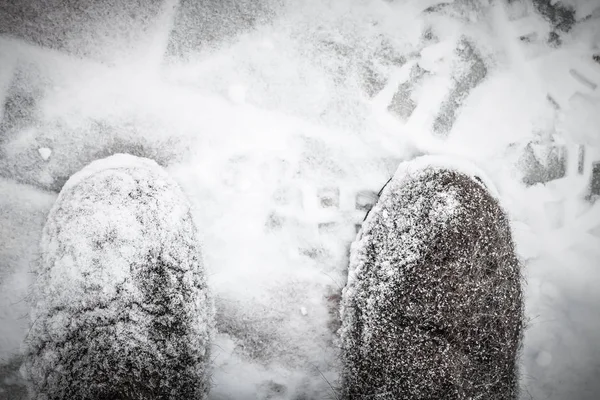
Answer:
xmin=339 ymin=156 xmax=523 ymax=399
xmin=22 ymin=154 xmax=214 ymax=400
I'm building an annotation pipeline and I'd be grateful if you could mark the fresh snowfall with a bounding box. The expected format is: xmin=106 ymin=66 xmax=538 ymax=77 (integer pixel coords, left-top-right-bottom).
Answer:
xmin=0 ymin=0 xmax=599 ymax=399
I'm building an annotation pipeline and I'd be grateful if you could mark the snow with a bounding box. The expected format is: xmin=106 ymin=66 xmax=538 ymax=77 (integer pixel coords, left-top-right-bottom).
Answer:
xmin=392 ymin=154 xmax=500 ymax=198
xmin=0 ymin=179 xmax=56 ymax=362
xmin=560 ymin=92 xmax=600 ymax=145
xmin=0 ymin=0 xmax=599 ymax=399
xmin=419 ymin=40 xmax=457 ymax=73
xmin=37 ymin=148 xmax=51 ymax=161
xmin=559 ymin=0 xmax=600 ymax=20
xmin=227 ymin=84 xmax=247 ymax=104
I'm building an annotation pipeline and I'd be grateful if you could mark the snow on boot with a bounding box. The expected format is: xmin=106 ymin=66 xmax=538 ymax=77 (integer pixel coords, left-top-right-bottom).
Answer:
xmin=22 ymin=154 xmax=214 ymax=400
xmin=339 ymin=156 xmax=523 ymax=400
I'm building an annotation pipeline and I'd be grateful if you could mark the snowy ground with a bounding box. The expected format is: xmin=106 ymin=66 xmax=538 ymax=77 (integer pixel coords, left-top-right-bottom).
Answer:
xmin=0 ymin=0 xmax=599 ymax=399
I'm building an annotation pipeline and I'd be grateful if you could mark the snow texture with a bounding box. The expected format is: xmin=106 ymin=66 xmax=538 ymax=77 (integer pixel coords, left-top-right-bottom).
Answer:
xmin=0 ymin=0 xmax=599 ymax=399
xmin=22 ymin=154 xmax=214 ymax=400
xmin=340 ymin=159 xmax=523 ymax=399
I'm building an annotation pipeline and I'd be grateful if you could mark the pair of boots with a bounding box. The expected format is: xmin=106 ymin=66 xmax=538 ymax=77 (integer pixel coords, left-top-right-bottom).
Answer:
xmin=22 ymin=154 xmax=523 ymax=400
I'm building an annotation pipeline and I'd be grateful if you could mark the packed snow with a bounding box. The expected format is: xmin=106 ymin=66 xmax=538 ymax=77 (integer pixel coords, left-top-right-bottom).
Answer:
xmin=0 ymin=0 xmax=599 ymax=399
